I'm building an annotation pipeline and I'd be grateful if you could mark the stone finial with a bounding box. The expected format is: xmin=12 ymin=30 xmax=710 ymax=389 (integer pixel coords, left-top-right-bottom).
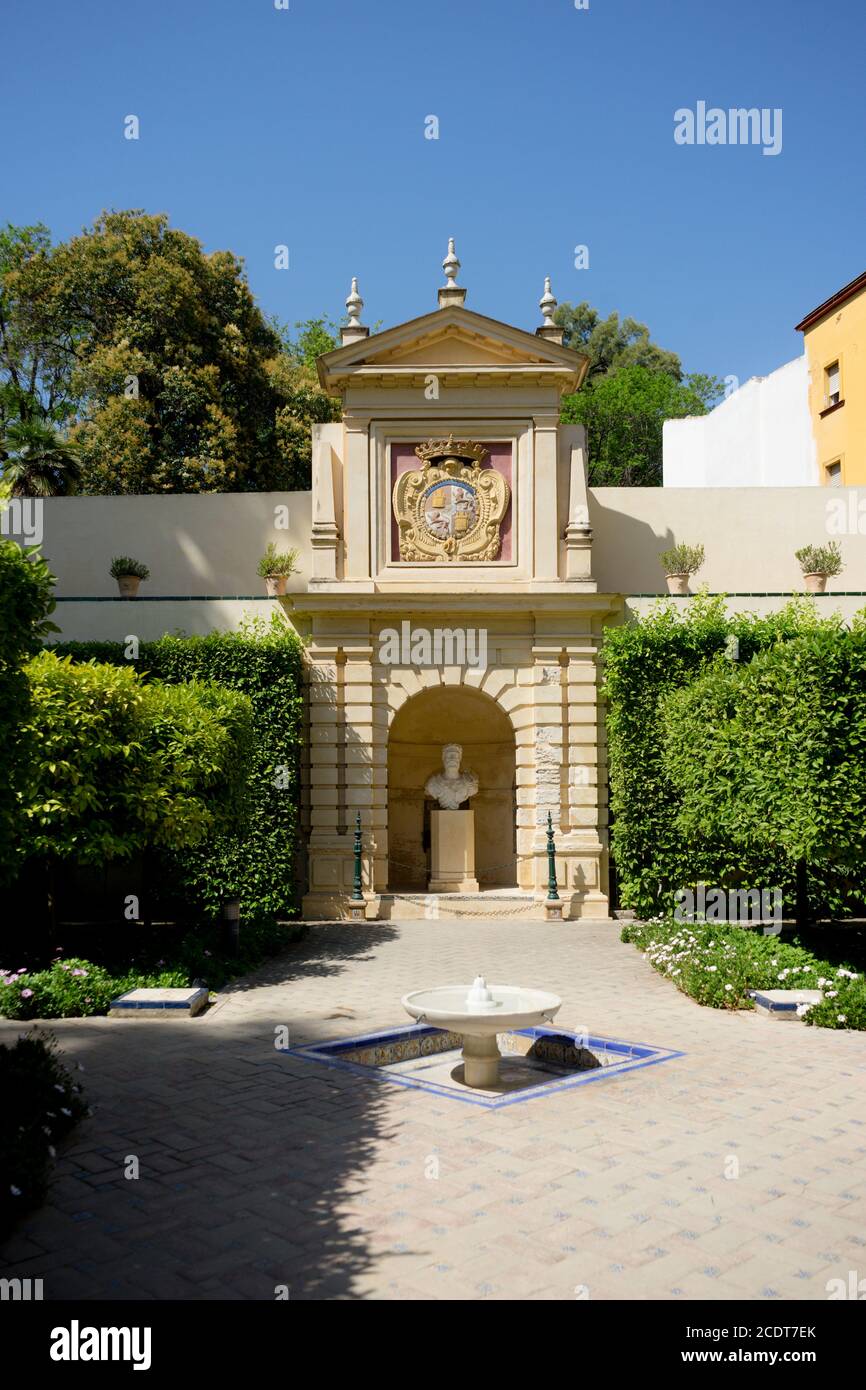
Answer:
xmin=340 ymin=276 xmax=370 ymax=344
xmin=345 ymin=276 xmax=363 ymax=327
xmin=438 ymin=237 xmax=467 ymax=308
xmin=539 ymin=276 xmax=557 ymax=327
xmin=536 ymin=275 xmax=564 ymax=344
xmin=443 ymin=237 xmax=460 ymax=288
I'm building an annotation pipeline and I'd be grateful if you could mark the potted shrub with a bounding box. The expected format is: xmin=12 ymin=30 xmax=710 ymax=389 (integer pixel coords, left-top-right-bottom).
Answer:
xmin=258 ymin=542 xmax=299 ymax=597
xmin=659 ymin=542 xmax=705 ymax=596
xmin=795 ymin=542 xmax=843 ymax=594
xmin=110 ymin=556 xmax=150 ymax=598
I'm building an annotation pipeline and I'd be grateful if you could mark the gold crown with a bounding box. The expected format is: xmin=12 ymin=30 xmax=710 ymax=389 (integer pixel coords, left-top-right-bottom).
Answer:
xmin=414 ymin=433 xmax=489 ymax=467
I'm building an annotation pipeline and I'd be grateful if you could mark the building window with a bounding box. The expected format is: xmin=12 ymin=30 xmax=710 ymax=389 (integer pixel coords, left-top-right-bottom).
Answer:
xmin=825 ymin=361 xmax=841 ymax=407
xmin=826 ymin=461 xmax=842 ymax=486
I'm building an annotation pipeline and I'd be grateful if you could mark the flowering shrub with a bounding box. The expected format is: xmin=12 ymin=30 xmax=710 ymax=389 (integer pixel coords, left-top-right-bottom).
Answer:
xmin=621 ymin=919 xmax=864 ymax=1029
xmin=0 ymin=919 xmax=306 ymax=1020
xmin=0 ymin=1031 xmax=87 ymax=1238
xmin=0 ymin=957 xmax=187 ymax=1020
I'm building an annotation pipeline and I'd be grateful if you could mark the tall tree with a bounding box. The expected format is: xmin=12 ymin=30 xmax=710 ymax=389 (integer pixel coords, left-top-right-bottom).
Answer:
xmin=555 ymin=301 xmax=683 ymax=380
xmin=562 ymin=365 xmax=723 ymax=486
xmin=0 ymin=419 xmax=82 ymax=496
xmin=0 ymin=213 xmax=341 ymax=493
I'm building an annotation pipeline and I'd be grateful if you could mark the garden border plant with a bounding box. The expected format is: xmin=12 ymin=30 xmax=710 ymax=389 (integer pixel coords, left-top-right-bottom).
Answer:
xmin=621 ymin=918 xmax=866 ymax=1031
xmin=0 ymin=1031 xmax=87 ymax=1239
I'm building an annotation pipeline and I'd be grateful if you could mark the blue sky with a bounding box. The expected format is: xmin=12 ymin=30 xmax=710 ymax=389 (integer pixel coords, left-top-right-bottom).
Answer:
xmin=3 ymin=0 xmax=864 ymax=386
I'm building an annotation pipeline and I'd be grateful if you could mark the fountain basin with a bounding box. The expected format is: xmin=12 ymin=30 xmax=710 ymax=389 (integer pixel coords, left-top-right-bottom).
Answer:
xmin=401 ymin=978 xmax=562 ymax=1088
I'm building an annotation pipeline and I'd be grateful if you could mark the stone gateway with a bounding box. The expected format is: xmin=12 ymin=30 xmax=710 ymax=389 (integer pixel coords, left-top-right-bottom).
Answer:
xmin=298 ymin=242 xmax=613 ymax=920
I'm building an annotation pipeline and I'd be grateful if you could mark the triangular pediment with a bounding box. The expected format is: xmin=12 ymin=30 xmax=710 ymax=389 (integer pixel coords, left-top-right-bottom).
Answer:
xmin=317 ymin=305 xmax=588 ymax=390
xmin=373 ymin=329 xmax=547 ymax=367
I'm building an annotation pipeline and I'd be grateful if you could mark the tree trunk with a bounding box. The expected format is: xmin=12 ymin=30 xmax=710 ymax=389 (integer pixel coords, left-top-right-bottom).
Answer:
xmin=795 ymin=859 xmax=811 ymax=932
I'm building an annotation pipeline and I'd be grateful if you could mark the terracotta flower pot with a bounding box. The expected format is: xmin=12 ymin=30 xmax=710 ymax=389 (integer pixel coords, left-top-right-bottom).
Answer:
xmin=803 ymin=572 xmax=827 ymax=594
xmin=265 ymin=574 xmax=288 ymax=597
xmin=665 ymin=573 xmax=690 ymax=596
xmin=116 ymin=575 xmax=141 ymax=598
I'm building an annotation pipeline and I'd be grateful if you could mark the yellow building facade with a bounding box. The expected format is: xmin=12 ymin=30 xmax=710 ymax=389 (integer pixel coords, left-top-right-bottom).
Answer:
xmin=796 ymin=270 xmax=866 ymax=485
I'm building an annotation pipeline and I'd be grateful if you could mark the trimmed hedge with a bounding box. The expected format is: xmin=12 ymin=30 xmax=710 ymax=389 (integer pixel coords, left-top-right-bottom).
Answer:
xmin=602 ymin=595 xmax=864 ymax=918
xmin=0 ymin=540 xmax=57 ymax=884
xmin=22 ymin=651 xmax=252 ymax=866
xmin=52 ymin=618 xmax=305 ymax=922
xmin=662 ymin=616 xmax=866 ymax=895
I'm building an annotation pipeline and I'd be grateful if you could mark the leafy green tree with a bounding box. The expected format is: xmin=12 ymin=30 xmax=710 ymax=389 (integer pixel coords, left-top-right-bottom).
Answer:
xmin=555 ymin=301 xmax=683 ymax=380
xmin=0 ymin=418 xmax=82 ymax=496
xmin=0 ymin=224 xmax=79 ymax=434
xmin=562 ymin=364 xmax=723 ymax=486
xmin=0 ymin=212 xmax=341 ymax=493
xmin=264 ymin=318 xmax=342 ymax=491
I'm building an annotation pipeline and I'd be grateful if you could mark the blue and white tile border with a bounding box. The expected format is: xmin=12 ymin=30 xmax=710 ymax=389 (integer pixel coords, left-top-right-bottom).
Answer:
xmin=287 ymin=1023 xmax=684 ymax=1109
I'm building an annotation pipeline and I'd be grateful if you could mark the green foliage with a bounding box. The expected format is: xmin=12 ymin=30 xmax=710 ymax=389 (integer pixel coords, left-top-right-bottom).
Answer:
xmin=53 ymin=618 xmax=305 ymax=921
xmin=795 ymin=541 xmax=843 ymax=577
xmin=0 ymin=539 xmax=57 ymax=883
xmin=256 ymin=542 xmax=299 ymax=577
xmin=554 ymin=302 xmax=683 ymax=380
xmin=561 ymin=365 xmax=723 ymax=486
xmin=621 ymin=918 xmax=864 ymax=1029
xmin=0 ymin=216 xmax=344 ymax=494
xmin=661 ymin=618 xmax=866 ymax=873
xmin=0 ymin=213 xmax=316 ymax=493
xmin=21 ymin=652 xmax=253 ymax=866
xmin=0 ymin=922 xmax=307 ymax=1021
xmin=0 ymin=1031 xmax=87 ymax=1238
xmin=0 ymin=417 xmax=83 ymax=496
xmin=109 ymin=555 xmax=150 ymax=580
xmin=0 ymin=957 xmax=183 ymax=1020
xmin=658 ymin=542 xmax=705 ymax=576
xmin=0 ymin=223 xmax=76 ymax=433
xmin=602 ymin=595 xmax=840 ymax=917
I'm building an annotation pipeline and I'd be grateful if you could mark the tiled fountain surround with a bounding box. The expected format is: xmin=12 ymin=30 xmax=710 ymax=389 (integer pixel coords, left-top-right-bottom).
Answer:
xmin=289 ymin=1023 xmax=683 ymax=1109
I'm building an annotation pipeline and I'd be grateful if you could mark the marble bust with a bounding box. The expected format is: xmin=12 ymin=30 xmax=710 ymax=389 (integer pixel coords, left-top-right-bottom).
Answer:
xmin=425 ymin=743 xmax=478 ymax=811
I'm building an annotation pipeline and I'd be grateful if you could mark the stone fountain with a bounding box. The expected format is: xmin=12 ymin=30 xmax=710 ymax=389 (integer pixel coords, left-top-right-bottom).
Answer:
xmin=401 ymin=976 xmax=562 ymax=1088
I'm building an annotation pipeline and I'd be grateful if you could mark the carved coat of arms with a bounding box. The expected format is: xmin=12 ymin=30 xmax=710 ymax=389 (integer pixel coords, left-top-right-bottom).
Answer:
xmin=392 ymin=435 xmax=510 ymax=562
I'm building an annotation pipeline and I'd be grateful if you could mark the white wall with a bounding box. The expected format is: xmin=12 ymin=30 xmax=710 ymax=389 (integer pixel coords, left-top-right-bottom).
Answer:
xmin=15 ymin=493 xmax=312 ymax=598
xmin=663 ymin=355 xmax=817 ymax=487
xmin=589 ymin=485 xmax=866 ymax=595
xmin=9 ymin=484 xmax=866 ymax=644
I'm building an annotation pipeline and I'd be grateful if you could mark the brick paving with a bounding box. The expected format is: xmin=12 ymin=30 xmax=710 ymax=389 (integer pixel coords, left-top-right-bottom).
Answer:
xmin=2 ymin=919 xmax=865 ymax=1301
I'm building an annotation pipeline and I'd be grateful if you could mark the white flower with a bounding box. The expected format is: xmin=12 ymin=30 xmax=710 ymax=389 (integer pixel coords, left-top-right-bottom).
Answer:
xmin=724 ymin=984 xmax=733 ymax=991
xmin=837 ymin=1015 xmax=847 ymax=1024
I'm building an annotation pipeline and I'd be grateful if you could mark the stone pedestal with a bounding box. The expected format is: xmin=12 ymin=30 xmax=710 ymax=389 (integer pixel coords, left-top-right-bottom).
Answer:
xmin=429 ymin=810 xmax=479 ymax=892
xmin=461 ymin=1032 xmax=501 ymax=1088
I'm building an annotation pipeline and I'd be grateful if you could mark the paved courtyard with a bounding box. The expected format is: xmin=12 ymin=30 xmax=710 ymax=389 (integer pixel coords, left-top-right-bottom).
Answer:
xmin=2 ymin=919 xmax=865 ymax=1301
